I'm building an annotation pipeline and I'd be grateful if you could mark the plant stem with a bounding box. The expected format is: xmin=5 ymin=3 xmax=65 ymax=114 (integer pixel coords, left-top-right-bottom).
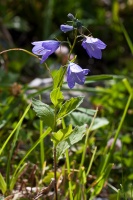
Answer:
xmin=86 ymin=146 xmax=97 ymax=176
xmin=80 ymin=108 xmax=98 ymax=169
xmin=0 ymin=103 xmax=31 ymax=156
xmin=62 ymin=119 xmax=73 ymax=200
xmin=10 ymin=127 xmax=52 ymax=190
xmin=40 ymin=119 xmax=44 ymax=168
xmin=39 ymin=96 xmax=45 ymax=169
xmin=0 ymin=48 xmax=51 ymax=76
xmin=110 ymin=79 xmax=132 ymax=153
xmin=100 ymin=79 xmax=132 ymax=174
xmin=66 ymin=149 xmax=73 ymax=200
xmin=6 ymin=124 xmax=21 ymax=189
xmin=68 ymin=29 xmax=77 ymax=60
xmin=0 ymin=48 xmax=40 ymax=60
xmin=53 ymin=146 xmax=58 ymax=200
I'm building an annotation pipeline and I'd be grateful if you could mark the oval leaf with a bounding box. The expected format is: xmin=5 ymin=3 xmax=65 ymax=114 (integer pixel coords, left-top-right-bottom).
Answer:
xmin=52 ymin=125 xmax=73 ymax=145
xmin=32 ymin=99 xmax=55 ymax=129
xmin=50 ymin=87 xmax=64 ymax=107
xmin=57 ymin=96 xmax=84 ymax=119
xmin=70 ymin=112 xmax=109 ymax=130
xmin=53 ymin=67 xmax=66 ymax=88
xmin=56 ymin=124 xmax=87 ymax=159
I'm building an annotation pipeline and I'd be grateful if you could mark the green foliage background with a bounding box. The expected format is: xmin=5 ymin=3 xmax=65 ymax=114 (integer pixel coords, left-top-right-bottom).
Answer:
xmin=0 ymin=0 xmax=133 ymax=199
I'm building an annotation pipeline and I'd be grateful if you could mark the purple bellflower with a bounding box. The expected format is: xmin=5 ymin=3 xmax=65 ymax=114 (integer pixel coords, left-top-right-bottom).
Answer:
xmin=60 ymin=25 xmax=74 ymax=33
xmin=32 ymin=40 xmax=60 ymax=63
xmin=82 ymin=37 xmax=106 ymax=59
xmin=67 ymin=62 xmax=89 ymax=89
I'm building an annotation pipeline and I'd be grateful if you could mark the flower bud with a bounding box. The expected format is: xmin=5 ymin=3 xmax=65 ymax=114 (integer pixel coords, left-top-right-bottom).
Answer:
xmin=67 ymin=13 xmax=75 ymax=20
xmin=60 ymin=24 xmax=74 ymax=33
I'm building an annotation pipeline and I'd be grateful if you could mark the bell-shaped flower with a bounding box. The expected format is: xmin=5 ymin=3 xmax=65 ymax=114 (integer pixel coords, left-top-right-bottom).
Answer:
xmin=32 ymin=40 xmax=60 ymax=63
xmin=82 ymin=37 xmax=106 ymax=59
xmin=60 ymin=25 xmax=74 ymax=33
xmin=67 ymin=62 xmax=89 ymax=89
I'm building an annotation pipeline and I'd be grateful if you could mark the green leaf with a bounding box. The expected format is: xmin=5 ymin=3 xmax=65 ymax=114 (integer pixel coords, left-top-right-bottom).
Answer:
xmin=10 ymin=127 xmax=52 ymax=189
xmin=57 ymin=97 xmax=84 ymax=119
xmin=0 ymin=120 xmax=6 ymax=129
xmin=70 ymin=112 xmax=92 ymax=126
xmin=91 ymin=117 xmax=109 ymax=131
xmin=85 ymin=75 xmax=113 ymax=83
xmin=120 ymin=21 xmax=133 ymax=55
xmin=10 ymin=163 xmax=28 ymax=190
xmin=70 ymin=112 xmax=109 ymax=130
xmin=32 ymin=99 xmax=55 ymax=129
xmin=50 ymin=87 xmax=64 ymax=107
xmin=43 ymin=172 xmax=54 ymax=185
xmin=53 ymin=67 xmax=66 ymax=88
xmin=43 ymin=171 xmax=60 ymax=185
xmin=56 ymin=124 xmax=86 ymax=159
xmin=52 ymin=125 xmax=73 ymax=145
xmin=0 ymin=103 xmax=31 ymax=156
xmin=90 ymin=164 xmax=113 ymax=198
xmin=0 ymin=173 xmax=7 ymax=194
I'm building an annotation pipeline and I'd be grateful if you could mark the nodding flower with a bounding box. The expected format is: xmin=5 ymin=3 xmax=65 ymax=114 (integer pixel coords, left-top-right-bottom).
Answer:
xmin=82 ymin=36 xmax=106 ymax=59
xmin=67 ymin=62 xmax=89 ymax=89
xmin=32 ymin=40 xmax=60 ymax=63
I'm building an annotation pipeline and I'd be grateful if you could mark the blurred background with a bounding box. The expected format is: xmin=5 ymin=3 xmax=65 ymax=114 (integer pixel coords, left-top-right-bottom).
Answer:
xmin=1 ymin=1 xmax=133 ymax=197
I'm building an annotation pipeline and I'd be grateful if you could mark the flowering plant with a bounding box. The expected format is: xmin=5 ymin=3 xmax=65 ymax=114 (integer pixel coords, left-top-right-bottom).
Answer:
xmin=1 ymin=13 xmax=119 ymax=200
xmin=30 ymin=13 xmax=107 ymax=199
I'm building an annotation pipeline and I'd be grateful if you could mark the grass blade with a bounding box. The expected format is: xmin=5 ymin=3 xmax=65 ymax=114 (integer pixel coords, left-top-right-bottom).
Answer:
xmin=120 ymin=21 xmax=133 ymax=54
xmin=0 ymin=103 xmax=31 ymax=156
xmin=10 ymin=127 xmax=52 ymax=190
xmin=0 ymin=173 xmax=7 ymax=194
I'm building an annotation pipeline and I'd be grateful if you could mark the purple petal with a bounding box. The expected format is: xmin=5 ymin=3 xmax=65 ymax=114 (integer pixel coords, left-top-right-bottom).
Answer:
xmin=42 ymin=40 xmax=60 ymax=52
xmin=86 ymin=44 xmax=102 ymax=59
xmin=69 ymin=63 xmax=83 ymax=73
xmin=41 ymin=51 xmax=52 ymax=63
xmin=31 ymin=41 xmax=44 ymax=45
xmin=32 ymin=44 xmax=50 ymax=55
xmin=67 ymin=66 xmax=75 ymax=88
xmin=67 ymin=75 xmax=75 ymax=88
xmin=31 ymin=40 xmax=60 ymax=63
xmin=67 ymin=79 xmax=75 ymax=89
xmin=73 ymin=72 xmax=85 ymax=85
xmin=83 ymin=69 xmax=90 ymax=75
xmin=60 ymin=25 xmax=74 ymax=33
xmin=82 ymin=37 xmax=106 ymax=59
xmin=94 ymin=39 xmax=106 ymax=49
xmin=67 ymin=62 xmax=89 ymax=89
